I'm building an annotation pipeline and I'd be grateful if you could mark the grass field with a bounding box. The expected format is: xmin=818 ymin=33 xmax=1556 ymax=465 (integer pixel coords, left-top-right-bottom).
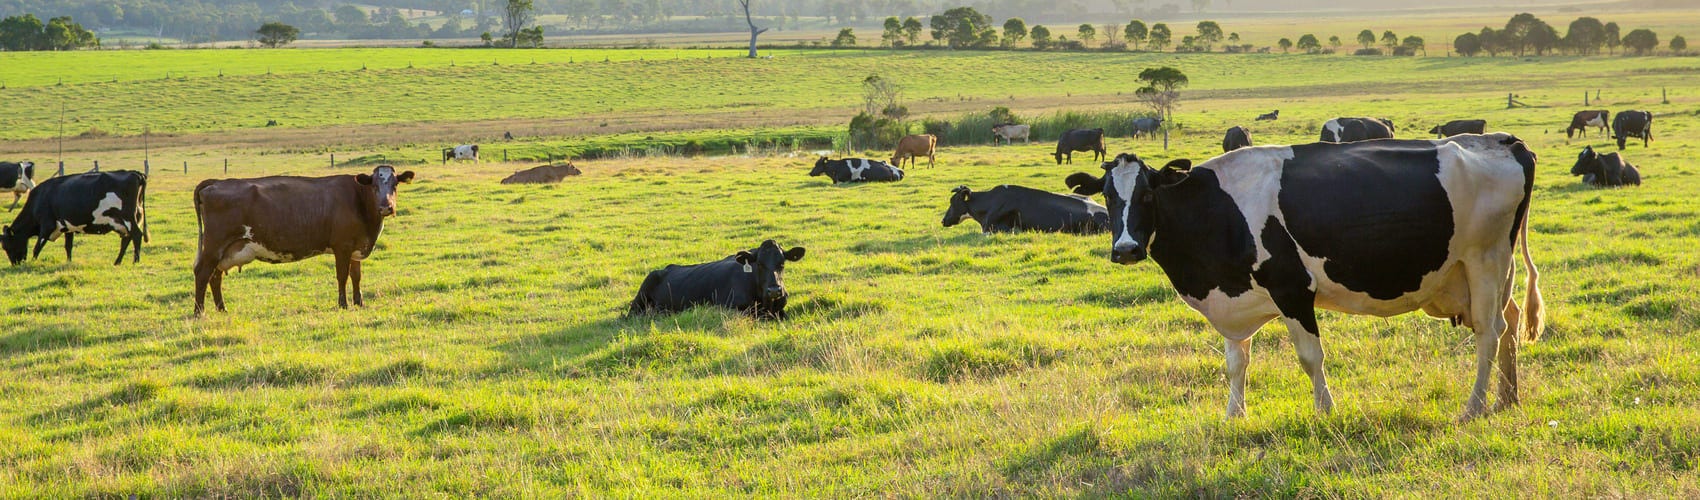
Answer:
xmin=2 ymin=32 xmax=1700 ymax=496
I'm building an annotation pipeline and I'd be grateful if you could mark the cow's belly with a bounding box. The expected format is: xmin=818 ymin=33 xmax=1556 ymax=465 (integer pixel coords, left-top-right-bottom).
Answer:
xmin=218 ymin=241 xmax=323 ymax=270
xmin=1310 ymin=259 xmax=1461 ymax=317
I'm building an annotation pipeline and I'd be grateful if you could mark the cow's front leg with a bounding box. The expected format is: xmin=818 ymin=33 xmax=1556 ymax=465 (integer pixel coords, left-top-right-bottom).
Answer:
xmin=1283 ymin=317 xmax=1334 ymax=414
xmin=1225 ymin=337 xmax=1252 ymax=418
xmin=350 ymin=260 xmax=364 ymax=307
xmin=334 ymin=252 xmax=352 ymax=309
xmin=62 ymin=233 xmax=73 ymax=262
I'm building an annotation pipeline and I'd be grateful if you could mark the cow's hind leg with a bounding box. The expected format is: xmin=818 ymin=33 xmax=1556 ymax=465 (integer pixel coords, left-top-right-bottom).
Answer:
xmin=1225 ymin=337 xmax=1252 ymax=418
xmin=113 ymin=234 xmax=129 ymax=266
xmin=210 ymin=270 xmax=227 ymax=312
xmin=62 ymin=233 xmax=73 ymax=262
xmin=1495 ymin=296 xmax=1521 ymax=412
xmin=194 ymin=256 xmax=216 ymax=316
xmin=1282 ymin=315 xmax=1335 ymax=414
xmin=1461 ymin=262 xmax=1515 ymax=421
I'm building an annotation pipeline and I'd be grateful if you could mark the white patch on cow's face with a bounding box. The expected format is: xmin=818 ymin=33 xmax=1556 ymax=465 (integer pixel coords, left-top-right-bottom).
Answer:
xmin=1108 ymin=159 xmax=1145 ymax=250
xmin=848 ymin=159 xmax=872 ymax=181
xmin=1322 ymin=119 xmax=1343 ymax=142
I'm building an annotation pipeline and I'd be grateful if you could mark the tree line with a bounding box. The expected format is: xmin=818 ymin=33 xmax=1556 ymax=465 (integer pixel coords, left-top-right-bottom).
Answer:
xmin=1451 ymin=13 xmax=1685 ymax=56
xmin=0 ymin=13 xmax=98 ymax=50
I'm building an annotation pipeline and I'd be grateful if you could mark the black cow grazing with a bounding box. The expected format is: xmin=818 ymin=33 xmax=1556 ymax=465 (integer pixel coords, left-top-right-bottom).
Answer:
xmin=1130 ymin=118 xmax=1164 ymax=139
xmin=942 ymin=185 xmax=1108 ymax=234
xmin=3 ymin=170 xmax=148 ymax=266
xmin=1429 ymin=119 xmax=1487 ymax=138
xmin=1567 ymin=110 xmax=1609 ymax=139
xmin=1066 ymin=134 xmax=1544 ymax=421
xmin=1319 ymin=117 xmax=1394 ymax=143
xmin=192 ymin=166 xmax=415 ymax=315
xmin=1054 ymin=128 xmax=1106 ymax=165
xmin=1 ymin=161 xmax=36 ymax=210
xmin=1612 ymin=110 xmax=1653 ymax=150
xmin=1255 ymin=110 xmax=1279 ymax=121
xmin=1571 ymin=146 xmax=1642 ymax=187
xmin=809 ymin=157 xmax=904 ymax=184
xmin=628 ymin=240 xmax=806 ymax=319
xmin=1222 ymin=126 xmax=1252 ymax=152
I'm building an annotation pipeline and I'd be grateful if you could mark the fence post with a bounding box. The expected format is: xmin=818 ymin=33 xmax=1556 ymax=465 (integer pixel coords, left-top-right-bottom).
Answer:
xmin=56 ymin=161 xmax=65 ymax=177
xmin=224 ymin=159 xmax=228 ymax=174
xmin=504 ymin=150 xmax=508 ymax=162
xmin=93 ymin=160 xmax=99 ymax=172
xmin=1663 ymin=87 xmax=1669 ymax=104
xmin=183 ymin=161 xmax=188 ymax=174
xmin=1584 ymin=91 xmax=1589 ymax=106
xmin=144 ymin=160 xmax=149 ymax=176
xmin=330 ymin=154 xmax=335 ymax=168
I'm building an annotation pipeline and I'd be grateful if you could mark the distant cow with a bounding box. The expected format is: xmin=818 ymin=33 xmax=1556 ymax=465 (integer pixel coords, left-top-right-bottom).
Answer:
xmin=1 ymin=161 xmax=36 ymax=210
xmin=1567 ymin=110 xmax=1609 ymax=139
xmin=1429 ymin=119 xmax=1487 ymax=138
xmin=444 ymin=144 xmax=480 ymax=163
xmin=1130 ymin=117 xmax=1164 ymax=139
xmin=1571 ymin=146 xmax=1642 ymax=187
xmin=501 ymin=163 xmax=581 ymax=184
xmin=942 ymin=185 xmax=1108 ymax=234
xmin=891 ymin=134 xmax=937 ymax=169
xmin=1320 ymin=117 xmax=1394 ymax=143
xmin=1054 ymin=128 xmax=1106 ymax=165
xmin=192 ymin=166 xmax=415 ymax=315
xmin=628 ymin=239 xmax=806 ymax=319
xmin=3 ymin=170 xmax=148 ymax=266
xmin=1222 ymin=126 xmax=1252 ymax=152
xmin=991 ymin=123 xmax=1031 ymax=145
xmin=809 ymin=157 xmax=904 ymax=184
xmin=1612 ymin=110 xmax=1653 ymax=150
xmin=1255 ymin=110 xmax=1279 ymax=121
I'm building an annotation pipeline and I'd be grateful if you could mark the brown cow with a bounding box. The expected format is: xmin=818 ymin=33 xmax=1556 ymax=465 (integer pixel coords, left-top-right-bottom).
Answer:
xmin=192 ymin=165 xmax=415 ymax=315
xmin=501 ymin=163 xmax=581 ymax=184
xmin=1566 ymin=110 xmax=1609 ymax=139
xmin=891 ymin=134 xmax=937 ymax=169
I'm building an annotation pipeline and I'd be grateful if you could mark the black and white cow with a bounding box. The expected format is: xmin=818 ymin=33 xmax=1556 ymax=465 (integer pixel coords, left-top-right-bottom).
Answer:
xmin=443 ymin=144 xmax=479 ymax=163
xmin=1429 ymin=119 xmax=1487 ymax=138
xmin=1567 ymin=110 xmax=1609 ymax=139
xmin=1 ymin=161 xmax=36 ymax=210
xmin=1054 ymin=128 xmax=1107 ymax=165
xmin=628 ymin=239 xmax=806 ymax=319
xmin=1571 ymin=146 xmax=1641 ymax=187
xmin=942 ymin=185 xmax=1108 ymax=234
xmin=1222 ymin=126 xmax=1252 ymax=152
xmin=1319 ymin=117 xmax=1394 ymax=143
xmin=1066 ymin=134 xmax=1544 ymax=420
xmin=1612 ymin=110 xmax=1653 ymax=150
xmin=1131 ymin=118 xmax=1164 ymax=139
xmin=3 ymin=170 xmax=148 ymax=266
xmin=809 ymin=157 xmax=904 ymax=184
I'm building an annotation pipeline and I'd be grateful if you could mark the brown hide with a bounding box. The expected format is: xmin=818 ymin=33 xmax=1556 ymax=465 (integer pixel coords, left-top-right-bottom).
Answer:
xmin=501 ymin=163 xmax=582 ymax=184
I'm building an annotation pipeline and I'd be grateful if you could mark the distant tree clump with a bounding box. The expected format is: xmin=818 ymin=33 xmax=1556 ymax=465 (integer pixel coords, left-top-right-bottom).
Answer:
xmin=1001 ymin=18 xmax=1027 ymax=48
xmin=1030 ymin=25 xmax=1052 ymax=50
xmin=1297 ymin=34 xmax=1321 ymax=53
xmin=1623 ymin=28 xmax=1659 ymax=54
xmin=255 ymin=21 xmax=299 ymax=48
xmin=1149 ymin=23 xmax=1173 ymax=51
xmin=1673 ymin=35 xmax=1688 ymax=53
xmin=832 ymin=28 xmax=856 ymax=47
xmin=1125 ymin=20 xmax=1148 ymax=50
xmin=0 ymin=14 xmax=99 ymax=51
xmin=1357 ymin=29 xmax=1376 ymax=49
xmin=882 ymin=17 xmax=902 ymax=47
xmin=1454 ymin=32 xmax=1482 ymax=56
xmin=1077 ymin=24 xmax=1097 ymax=46
xmin=1277 ymin=37 xmax=1293 ymax=53
xmin=930 ymin=7 xmax=996 ymax=49
xmin=1195 ymin=21 xmax=1223 ymax=51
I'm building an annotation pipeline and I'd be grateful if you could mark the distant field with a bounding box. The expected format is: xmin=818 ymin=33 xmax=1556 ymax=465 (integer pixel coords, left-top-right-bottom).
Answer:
xmin=2 ymin=20 xmax=1700 ymax=496
xmin=4 ymin=49 xmax=1699 ymax=142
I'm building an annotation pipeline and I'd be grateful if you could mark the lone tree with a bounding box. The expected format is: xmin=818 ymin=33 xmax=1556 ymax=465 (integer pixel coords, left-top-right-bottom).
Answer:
xmin=1001 ymin=17 xmax=1027 ymax=48
xmin=1357 ymin=29 xmax=1375 ymax=49
xmin=1401 ymin=35 xmax=1425 ymax=56
xmin=1077 ymin=24 xmax=1096 ymax=46
xmin=1297 ymin=34 xmax=1320 ymax=53
xmin=1125 ymin=20 xmax=1147 ymax=50
xmin=1565 ymin=17 xmax=1606 ymax=55
xmin=1195 ymin=21 xmax=1222 ymax=51
xmin=882 ymin=17 xmax=901 ymax=47
xmin=901 ymin=17 xmax=923 ymax=46
xmin=832 ymin=28 xmax=856 ymax=47
xmin=1622 ymin=28 xmax=1659 ymax=55
xmin=502 ymin=0 xmax=534 ymax=48
xmin=1277 ymin=37 xmax=1292 ymax=53
xmin=1380 ymin=30 xmax=1398 ymax=50
xmin=1673 ymin=35 xmax=1688 ymax=53
xmin=1149 ymin=23 xmax=1172 ymax=51
xmin=738 ymin=0 xmax=769 ymax=58
xmin=1134 ymin=66 xmax=1188 ymax=150
xmin=1454 ymin=32 xmax=1482 ymax=56
xmin=1329 ymin=35 xmax=1342 ymax=51
xmin=255 ymin=21 xmax=299 ymax=48
xmin=1604 ymin=22 xmax=1621 ymax=54
xmin=1030 ymin=25 xmax=1052 ymax=49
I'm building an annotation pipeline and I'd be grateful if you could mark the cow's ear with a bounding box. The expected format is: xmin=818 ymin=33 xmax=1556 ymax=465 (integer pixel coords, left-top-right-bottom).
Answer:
xmin=356 ymin=174 xmax=374 ymax=185
xmin=1065 ymin=172 xmax=1104 ymax=196
xmin=397 ymin=171 xmax=415 ymax=183
xmin=1162 ymin=159 xmax=1193 ymax=172
xmin=735 ymin=251 xmax=754 ymax=265
xmin=784 ymin=247 xmax=806 ymax=262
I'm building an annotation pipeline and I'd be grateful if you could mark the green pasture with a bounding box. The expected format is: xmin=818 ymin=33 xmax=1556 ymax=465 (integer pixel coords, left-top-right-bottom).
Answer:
xmin=1 ymin=45 xmax=1699 ymax=496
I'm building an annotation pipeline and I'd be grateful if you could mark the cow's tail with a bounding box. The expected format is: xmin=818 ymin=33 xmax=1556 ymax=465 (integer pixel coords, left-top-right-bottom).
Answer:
xmin=1507 ymin=137 xmax=1545 ymax=342
xmin=192 ymin=179 xmax=216 ymax=258
xmin=138 ymin=174 xmax=149 ymax=242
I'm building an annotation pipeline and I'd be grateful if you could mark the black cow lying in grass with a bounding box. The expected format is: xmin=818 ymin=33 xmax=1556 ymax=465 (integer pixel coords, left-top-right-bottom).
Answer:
xmin=1571 ymin=146 xmax=1641 ymax=187
xmin=628 ymin=240 xmax=807 ymax=320
xmin=809 ymin=157 xmax=904 ymax=184
xmin=942 ymin=185 xmax=1108 ymax=234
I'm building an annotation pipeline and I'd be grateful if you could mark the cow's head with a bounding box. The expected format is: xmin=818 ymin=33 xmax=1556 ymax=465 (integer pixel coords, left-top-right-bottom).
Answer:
xmin=736 ymin=239 xmax=806 ymax=303
xmin=19 ymin=161 xmax=33 ymax=180
xmin=1570 ymin=146 xmax=1602 ymax=178
xmin=2 ymin=225 xmax=25 ymax=265
xmin=357 ymin=165 xmax=415 ymax=217
xmin=1379 ymin=118 xmax=1396 ymax=133
xmin=1428 ymin=125 xmax=1443 ymax=137
xmin=942 ymin=185 xmax=974 ymax=227
xmin=1067 ymin=153 xmax=1190 ymax=264
xmin=809 ymin=157 xmax=831 ymax=177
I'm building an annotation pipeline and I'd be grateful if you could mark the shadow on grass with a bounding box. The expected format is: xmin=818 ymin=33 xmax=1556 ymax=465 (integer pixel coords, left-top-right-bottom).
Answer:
xmin=846 ymin=231 xmax=990 ymax=254
xmin=0 ymin=325 xmax=87 ymax=355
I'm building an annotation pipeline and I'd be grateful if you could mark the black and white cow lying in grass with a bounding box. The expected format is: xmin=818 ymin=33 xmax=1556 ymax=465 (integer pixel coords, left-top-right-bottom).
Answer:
xmin=1320 ymin=117 xmax=1395 ymax=143
xmin=941 ymin=185 xmax=1108 ymax=235
xmin=1 ymin=161 xmax=36 ymax=210
xmin=4 ymin=170 xmax=148 ymax=266
xmin=809 ymin=157 xmax=904 ymax=184
xmin=1571 ymin=146 xmax=1641 ymax=187
xmin=628 ymin=240 xmax=807 ymax=320
xmin=1067 ymin=133 xmax=1544 ymax=421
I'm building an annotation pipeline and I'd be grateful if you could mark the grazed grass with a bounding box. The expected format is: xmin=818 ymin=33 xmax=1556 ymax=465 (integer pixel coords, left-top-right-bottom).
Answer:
xmin=1 ymin=45 xmax=1699 ymax=497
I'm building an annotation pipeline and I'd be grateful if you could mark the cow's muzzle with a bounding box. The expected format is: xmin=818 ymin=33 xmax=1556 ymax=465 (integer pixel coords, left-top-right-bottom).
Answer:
xmin=1110 ymin=243 xmax=1147 ymax=265
xmin=763 ymin=286 xmax=787 ymax=301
